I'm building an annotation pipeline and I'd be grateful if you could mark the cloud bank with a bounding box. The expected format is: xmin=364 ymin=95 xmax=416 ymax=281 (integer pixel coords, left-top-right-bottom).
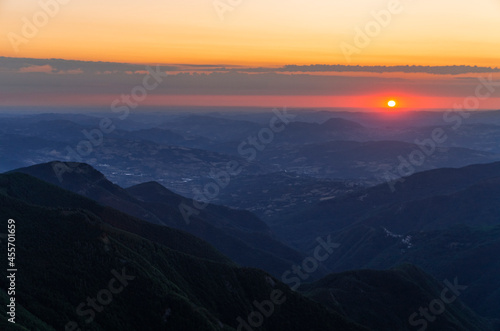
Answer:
xmin=1 ymin=57 xmax=499 ymax=107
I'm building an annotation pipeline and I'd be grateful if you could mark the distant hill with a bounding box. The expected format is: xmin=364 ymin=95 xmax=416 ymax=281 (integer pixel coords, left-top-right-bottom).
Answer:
xmin=259 ymin=140 xmax=500 ymax=180
xmin=270 ymin=118 xmax=367 ymax=145
xmin=272 ymin=161 xmax=500 ymax=244
xmin=160 ymin=115 xmax=262 ymax=141
xmin=12 ymin=162 xmax=304 ymax=278
xmin=321 ymin=118 xmax=366 ymax=130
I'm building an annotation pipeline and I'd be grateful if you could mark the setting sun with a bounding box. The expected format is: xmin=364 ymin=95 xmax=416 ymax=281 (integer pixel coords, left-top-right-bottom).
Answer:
xmin=388 ymin=100 xmax=397 ymax=108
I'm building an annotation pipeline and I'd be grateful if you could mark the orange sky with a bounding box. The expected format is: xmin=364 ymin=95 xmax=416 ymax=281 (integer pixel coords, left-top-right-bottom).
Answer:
xmin=1 ymin=0 xmax=499 ymax=66
xmin=1 ymin=0 xmax=499 ymax=109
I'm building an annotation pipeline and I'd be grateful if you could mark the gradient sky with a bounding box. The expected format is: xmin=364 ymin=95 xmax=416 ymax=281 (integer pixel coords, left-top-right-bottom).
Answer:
xmin=1 ymin=0 xmax=499 ymax=108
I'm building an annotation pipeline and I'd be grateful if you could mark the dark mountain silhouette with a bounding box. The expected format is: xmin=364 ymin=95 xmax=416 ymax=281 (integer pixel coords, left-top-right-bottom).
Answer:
xmin=269 ymin=162 xmax=500 ymax=319
xmin=321 ymin=224 xmax=500 ymax=320
xmin=12 ymin=162 xmax=304 ymax=277
xmin=301 ymin=264 xmax=495 ymax=331
xmin=0 ymin=172 xmax=495 ymax=330
xmin=0 ymin=172 xmax=368 ymax=331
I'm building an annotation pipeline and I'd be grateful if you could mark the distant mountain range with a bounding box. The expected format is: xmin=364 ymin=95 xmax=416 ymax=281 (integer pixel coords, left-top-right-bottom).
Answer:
xmin=3 ymin=113 xmax=500 ymax=191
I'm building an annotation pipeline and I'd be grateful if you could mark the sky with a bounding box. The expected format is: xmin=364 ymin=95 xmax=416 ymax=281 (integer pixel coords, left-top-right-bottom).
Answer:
xmin=1 ymin=0 xmax=500 ymax=109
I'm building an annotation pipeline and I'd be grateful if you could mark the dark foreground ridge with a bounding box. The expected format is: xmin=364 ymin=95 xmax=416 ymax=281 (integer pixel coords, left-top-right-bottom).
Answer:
xmin=0 ymin=170 xmax=497 ymax=330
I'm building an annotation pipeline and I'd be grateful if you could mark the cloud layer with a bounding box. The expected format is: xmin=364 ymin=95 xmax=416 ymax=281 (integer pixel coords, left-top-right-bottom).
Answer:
xmin=1 ymin=57 xmax=499 ymax=108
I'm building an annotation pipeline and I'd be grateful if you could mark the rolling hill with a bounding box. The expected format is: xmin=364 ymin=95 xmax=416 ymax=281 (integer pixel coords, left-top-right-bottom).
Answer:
xmin=12 ymin=162 xmax=304 ymax=278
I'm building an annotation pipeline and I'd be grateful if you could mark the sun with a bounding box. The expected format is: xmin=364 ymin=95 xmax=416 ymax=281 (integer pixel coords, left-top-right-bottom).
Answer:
xmin=387 ymin=100 xmax=397 ymax=108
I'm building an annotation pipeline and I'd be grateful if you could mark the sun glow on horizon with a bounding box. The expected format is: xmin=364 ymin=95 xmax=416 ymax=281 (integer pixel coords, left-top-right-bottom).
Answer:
xmin=388 ymin=100 xmax=397 ymax=108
